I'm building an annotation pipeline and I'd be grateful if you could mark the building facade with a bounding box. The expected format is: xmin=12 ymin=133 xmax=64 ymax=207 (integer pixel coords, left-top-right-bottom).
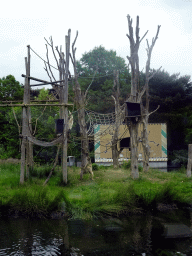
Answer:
xmin=94 ymin=123 xmax=167 ymax=168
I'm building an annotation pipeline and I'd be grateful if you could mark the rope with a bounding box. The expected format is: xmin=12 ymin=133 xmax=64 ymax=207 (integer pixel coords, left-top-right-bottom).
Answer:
xmin=29 ymin=46 xmax=58 ymax=71
xmin=30 ymin=46 xmax=129 ymax=80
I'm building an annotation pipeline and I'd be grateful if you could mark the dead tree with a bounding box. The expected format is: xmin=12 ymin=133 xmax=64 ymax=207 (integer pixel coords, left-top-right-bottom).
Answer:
xmin=126 ymin=15 xmax=160 ymax=178
xmin=111 ymin=70 xmax=123 ymax=168
xmin=141 ymin=26 xmax=161 ymax=173
xmin=44 ymin=31 xmax=71 ymax=184
xmin=70 ymin=31 xmax=95 ymax=180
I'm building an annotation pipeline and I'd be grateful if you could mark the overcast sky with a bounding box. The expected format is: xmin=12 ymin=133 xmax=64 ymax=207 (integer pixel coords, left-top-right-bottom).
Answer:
xmin=0 ymin=0 xmax=192 ymax=87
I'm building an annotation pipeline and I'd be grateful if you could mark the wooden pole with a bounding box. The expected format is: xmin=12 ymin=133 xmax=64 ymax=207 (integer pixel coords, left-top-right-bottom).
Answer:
xmin=26 ymin=45 xmax=32 ymax=178
xmin=27 ymin=46 xmax=34 ymax=175
xmin=62 ymin=29 xmax=71 ymax=184
xmin=187 ymin=144 xmax=192 ymax=177
xmin=0 ymin=103 xmax=73 ymax=107
xmin=20 ymin=52 xmax=30 ymax=183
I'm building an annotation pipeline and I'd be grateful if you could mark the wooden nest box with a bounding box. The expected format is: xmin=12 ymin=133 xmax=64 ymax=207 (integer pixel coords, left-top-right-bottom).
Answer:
xmin=120 ymin=137 xmax=130 ymax=150
xmin=125 ymin=101 xmax=141 ymax=117
xmin=55 ymin=119 xmax=64 ymax=134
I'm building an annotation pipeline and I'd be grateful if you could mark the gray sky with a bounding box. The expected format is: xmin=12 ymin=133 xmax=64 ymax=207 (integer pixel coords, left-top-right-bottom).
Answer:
xmin=0 ymin=0 xmax=192 ymax=86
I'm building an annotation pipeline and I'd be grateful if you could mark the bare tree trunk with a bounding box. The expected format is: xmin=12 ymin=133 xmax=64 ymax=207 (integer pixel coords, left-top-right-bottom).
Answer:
xmin=126 ymin=15 xmax=161 ymax=178
xmin=20 ymin=107 xmax=27 ymax=184
xmin=187 ymin=144 xmax=192 ymax=177
xmin=142 ymin=115 xmax=150 ymax=172
xmin=70 ymin=31 xmax=94 ymax=180
xmin=77 ymin=107 xmax=90 ymax=178
xmin=112 ymin=139 xmax=119 ymax=168
xmin=111 ymin=70 xmax=121 ymax=169
xmin=129 ymin=121 xmax=139 ymax=178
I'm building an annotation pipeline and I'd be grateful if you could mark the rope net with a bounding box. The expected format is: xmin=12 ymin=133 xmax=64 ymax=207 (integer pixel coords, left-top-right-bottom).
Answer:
xmin=85 ymin=104 xmax=126 ymax=138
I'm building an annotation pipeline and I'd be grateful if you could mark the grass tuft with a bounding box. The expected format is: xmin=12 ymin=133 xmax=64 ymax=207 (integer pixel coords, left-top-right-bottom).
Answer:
xmin=0 ymin=163 xmax=192 ymax=219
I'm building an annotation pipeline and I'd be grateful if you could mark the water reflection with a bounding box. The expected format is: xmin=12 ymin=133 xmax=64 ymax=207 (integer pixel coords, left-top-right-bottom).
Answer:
xmin=0 ymin=209 xmax=192 ymax=255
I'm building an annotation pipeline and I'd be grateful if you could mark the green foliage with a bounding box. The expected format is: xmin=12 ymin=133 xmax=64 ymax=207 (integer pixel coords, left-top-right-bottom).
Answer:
xmin=147 ymin=70 xmax=192 ymax=155
xmin=76 ymin=46 xmax=130 ymax=113
xmin=29 ymin=165 xmax=54 ymax=179
xmin=155 ymin=183 xmax=179 ymax=204
xmin=138 ymin=164 xmax=143 ymax=172
xmin=171 ymin=149 xmax=188 ymax=167
xmin=92 ymin=163 xmax=99 ymax=171
xmin=0 ymin=75 xmax=23 ymax=159
xmin=0 ymin=164 xmax=192 ymax=219
xmin=0 ymin=75 xmax=23 ymax=101
xmin=8 ymin=187 xmax=69 ymax=217
xmin=121 ymin=160 xmax=131 ymax=169
xmin=98 ymin=165 xmax=113 ymax=170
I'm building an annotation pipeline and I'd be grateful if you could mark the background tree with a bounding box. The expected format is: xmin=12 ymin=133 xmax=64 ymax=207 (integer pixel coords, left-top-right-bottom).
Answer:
xmin=147 ymin=70 xmax=192 ymax=167
xmin=0 ymin=75 xmax=23 ymax=101
xmin=76 ymin=46 xmax=130 ymax=113
xmin=0 ymin=75 xmax=23 ymax=159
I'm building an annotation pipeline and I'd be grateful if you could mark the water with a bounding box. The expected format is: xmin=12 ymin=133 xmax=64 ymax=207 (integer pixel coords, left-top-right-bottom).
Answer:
xmin=0 ymin=210 xmax=192 ymax=255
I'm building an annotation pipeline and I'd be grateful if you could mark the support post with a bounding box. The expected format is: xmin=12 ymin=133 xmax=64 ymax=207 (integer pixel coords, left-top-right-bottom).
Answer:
xmin=26 ymin=45 xmax=33 ymax=178
xmin=62 ymin=30 xmax=70 ymax=184
xmin=20 ymin=59 xmax=29 ymax=183
xmin=187 ymin=144 xmax=192 ymax=177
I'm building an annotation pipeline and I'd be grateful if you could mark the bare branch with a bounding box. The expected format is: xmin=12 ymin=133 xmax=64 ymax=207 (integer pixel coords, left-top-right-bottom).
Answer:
xmin=146 ymin=39 xmax=150 ymax=51
xmin=71 ymin=31 xmax=79 ymax=79
xmin=138 ymin=25 xmax=161 ymax=102
xmin=139 ymin=30 xmax=149 ymax=44
xmin=127 ymin=15 xmax=135 ymax=47
xmin=136 ymin=15 xmax=140 ymax=43
xmin=84 ymin=67 xmax=98 ymax=99
xmin=44 ymin=61 xmax=53 ymax=83
xmin=148 ymin=66 xmax=162 ymax=80
xmin=45 ymin=37 xmax=60 ymax=70
xmin=44 ymin=37 xmax=51 ymax=47
xmin=55 ymin=46 xmax=66 ymax=73
xmin=12 ymin=107 xmax=21 ymax=134
xmin=33 ymin=106 xmax=47 ymax=135
xmin=72 ymin=31 xmax=78 ymax=51
xmin=148 ymin=105 xmax=160 ymax=117
xmin=69 ymin=53 xmax=75 ymax=66
xmin=45 ymin=44 xmax=57 ymax=82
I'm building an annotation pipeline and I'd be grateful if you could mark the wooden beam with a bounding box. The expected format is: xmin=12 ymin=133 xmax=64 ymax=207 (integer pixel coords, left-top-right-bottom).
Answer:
xmin=0 ymin=100 xmax=60 ymax=103
xmin=0 ymin=103 xmax=73 ymax=107
xmin=30 ymin=80 xmax=66 ymax=87
xmin=21 ymin=74 xmax=64 ymax=86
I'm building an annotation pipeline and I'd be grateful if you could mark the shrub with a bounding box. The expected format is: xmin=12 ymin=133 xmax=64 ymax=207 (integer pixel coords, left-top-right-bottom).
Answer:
xmin=171 ymin=149 xmax=188 ymax=167
xmin=99 ymin=165 xmax=112 ymax=170
xmin=121 ymin=160 xmax=131 ymax=169
xmin=92 ymin=163 xmax=99 ymax=171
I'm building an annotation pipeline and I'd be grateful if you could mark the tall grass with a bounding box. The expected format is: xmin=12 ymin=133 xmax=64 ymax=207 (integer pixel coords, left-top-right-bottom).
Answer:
xmin=0 ymin=163 xmax=192 ymax=219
